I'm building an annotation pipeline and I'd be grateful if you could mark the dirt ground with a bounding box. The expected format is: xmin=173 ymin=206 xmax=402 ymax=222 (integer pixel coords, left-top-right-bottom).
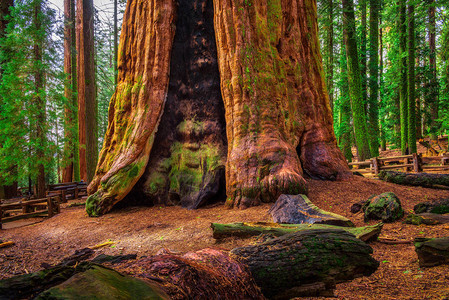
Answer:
xmin=1 ymin=176 xmax=449 ymax=299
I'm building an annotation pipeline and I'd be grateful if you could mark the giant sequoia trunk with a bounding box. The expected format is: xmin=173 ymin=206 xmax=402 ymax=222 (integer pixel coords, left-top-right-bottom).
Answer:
xmin=86 ymin=0 xmax=351 ymax=216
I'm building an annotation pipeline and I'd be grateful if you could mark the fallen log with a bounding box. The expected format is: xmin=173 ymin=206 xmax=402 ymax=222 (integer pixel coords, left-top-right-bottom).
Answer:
xmin=414 ymin=237 xmax=449 ymax=267
xmin=269 ymin=194 xmax=355 ymax=227
xmin=211 ymin=222 xmax=383 ymax=242
xmin=379 ymin=171 xmax=449 ymax=188
xmin=230 ymin=229 xmax=379 ymax=298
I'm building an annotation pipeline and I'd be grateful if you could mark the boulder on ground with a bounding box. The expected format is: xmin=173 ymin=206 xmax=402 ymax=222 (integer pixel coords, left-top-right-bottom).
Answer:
xmin=363 ymin=192 xmax=404 ymax=222
xmin=36 ymin=265 xmax=169 ymax=300
xmin=405 ymin=213 xmax=449 ymax=225
xmin=414 ymin=237 xmax=449 ymax=267
xmin=269 ymin=194 xmax=354 ymax=227
xmin=414 ymin=198 xmax=449 ymax=215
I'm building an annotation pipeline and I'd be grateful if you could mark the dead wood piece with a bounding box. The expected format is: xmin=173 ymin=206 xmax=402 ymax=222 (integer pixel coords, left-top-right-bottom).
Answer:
xmin=230 ymin=229 xmax=379 ymax=299
xmin=0 ymin=241 xmax=14 ymax=248
xmin=211 ymin=222 xmax=383 ymax=242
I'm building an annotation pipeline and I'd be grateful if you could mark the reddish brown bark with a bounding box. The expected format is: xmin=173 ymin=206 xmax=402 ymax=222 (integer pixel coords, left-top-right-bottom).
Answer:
xmin=76 ymin=0 xmax=97 ymax=183
xmin=62 ymin=0 xmax=75 ymax=183
xmin=86 ymin=0 xmax=177 ymax=216
xmin=213 ymin=0 xmax=350 ymax=207
xmin=86 ymin=0 xmax=350 ymax=216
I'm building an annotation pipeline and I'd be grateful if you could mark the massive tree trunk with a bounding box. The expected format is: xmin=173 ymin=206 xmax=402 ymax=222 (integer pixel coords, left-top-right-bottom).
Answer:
xmin=76 ymin=0 xmax=97 ymax=183
xmin=86 ymin=0 xmax=350 ymax=216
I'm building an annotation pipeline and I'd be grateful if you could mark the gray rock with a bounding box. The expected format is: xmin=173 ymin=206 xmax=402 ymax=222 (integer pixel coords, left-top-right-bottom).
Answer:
xmin=269 ymin=194 xmax=354 ymax=227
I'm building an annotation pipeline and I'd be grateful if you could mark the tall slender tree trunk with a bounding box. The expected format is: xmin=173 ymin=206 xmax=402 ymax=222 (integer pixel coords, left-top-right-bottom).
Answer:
xmin=368 ymin=0 xmax=379 ymax=157
xmin=0 ymin=0 xmax=17 ymax=199
xmin=76 ymin=0 xmax=97 ymax=183
xmin=62 ymin=0 xmax=77 ymax=183
xmin=399 ymin=0 xmax=408 ymax=154
xmin=34 ymin=0 xmax=46 ymax=198
xmin=360 ymin=0 xmax=367 ymax=109
xmin=326 ymin=0 xmax=334 ymax=111
xmin=407 ymin=4 xmax=416 ymax=154
xmin=427 ymin=0 xmax=438 ymax=140
xmin=342 ymin=0 xmax=371 ymax=161
xmin=379 ymin=6 xmax=386 ymax=151
xmin=415 ymin=40 xmax=422 ymax=139
xmin=339 ymin=33 xmax=352 ymax=162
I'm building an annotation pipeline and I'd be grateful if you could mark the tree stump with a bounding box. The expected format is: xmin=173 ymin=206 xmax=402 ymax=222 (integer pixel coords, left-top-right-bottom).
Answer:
xmin=230 ymin=229 xmax=379 ymax=298
xmin=414 ymin=237 xmax=449 ymax=267
xmin=269 ymin=194 xmax=354 ymax=227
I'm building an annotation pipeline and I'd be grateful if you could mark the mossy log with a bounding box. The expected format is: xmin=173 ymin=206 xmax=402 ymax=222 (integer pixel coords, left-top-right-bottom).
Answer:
xmin=414 ymin=237 xmax=449 ymax=267
xmin=379 ymin=171 xmax=449 ymax=188
xmin=211 ymin=222 xmax=383 ymax=242
xmin=230 ymin=229 xmax=379 ymax=298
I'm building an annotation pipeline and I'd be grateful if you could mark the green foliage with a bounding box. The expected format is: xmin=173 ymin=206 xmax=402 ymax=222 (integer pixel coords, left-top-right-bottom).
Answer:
xmin=0 ymin=0 xmax=64 ymax=186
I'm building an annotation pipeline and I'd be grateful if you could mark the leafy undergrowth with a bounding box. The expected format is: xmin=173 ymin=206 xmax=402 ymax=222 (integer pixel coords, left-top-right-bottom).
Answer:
xmin=1 ymin=176 xmax=448 ymax=299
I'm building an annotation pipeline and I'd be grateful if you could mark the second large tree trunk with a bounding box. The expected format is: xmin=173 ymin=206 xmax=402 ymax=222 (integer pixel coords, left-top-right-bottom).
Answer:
xmin=86 ymin=0 xmax=350 ymax=216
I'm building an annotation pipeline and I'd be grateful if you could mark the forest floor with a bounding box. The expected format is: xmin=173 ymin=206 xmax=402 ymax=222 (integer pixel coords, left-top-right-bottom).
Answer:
xmin=1 ymin=176 xmax=449 ymax=299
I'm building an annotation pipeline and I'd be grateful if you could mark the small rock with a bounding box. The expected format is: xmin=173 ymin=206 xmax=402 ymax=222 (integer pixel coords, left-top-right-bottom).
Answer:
xmin=363 ymin=192 xmax=404 ymax=223
xmin=350 ymin=200 xmax=370 ymax=214
xmin=414 ymin=237 xmax=449 ymax=267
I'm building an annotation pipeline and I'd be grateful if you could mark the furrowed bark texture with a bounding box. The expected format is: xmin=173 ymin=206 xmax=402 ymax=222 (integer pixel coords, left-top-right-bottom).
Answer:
xmin=86 ymin=0 xmax=176 ymax=216
xmin=76 ymin=0 xmax=97 ymax=183
xmin=62 ymin=0 xmax=76 ymax=183
xmin=87 ymin=0 xmax=350 ymax=215
xmin=214 ymin=0 xmax=350 ymax=208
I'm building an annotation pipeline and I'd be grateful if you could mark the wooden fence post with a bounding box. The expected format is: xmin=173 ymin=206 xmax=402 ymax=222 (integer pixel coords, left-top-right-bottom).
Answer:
xmin=412 ymin=153 xmax=420 ymax=173
xmin=373 ymin=157 xmax=380 ymax=175
xmin=47 ymin=197 xmax=54 ymax=218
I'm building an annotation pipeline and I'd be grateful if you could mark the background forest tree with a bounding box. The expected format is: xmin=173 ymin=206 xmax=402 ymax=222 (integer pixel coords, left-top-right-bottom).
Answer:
xmin=0 ymin=0 xmax=448 ymax=197
xmin=319 ymin=0 xmax=449 ymax=161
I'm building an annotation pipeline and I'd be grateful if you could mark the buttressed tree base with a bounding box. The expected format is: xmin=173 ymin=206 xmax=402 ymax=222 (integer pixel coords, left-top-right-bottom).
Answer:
xmin=86 ymin=0 xmax=351 ymax=216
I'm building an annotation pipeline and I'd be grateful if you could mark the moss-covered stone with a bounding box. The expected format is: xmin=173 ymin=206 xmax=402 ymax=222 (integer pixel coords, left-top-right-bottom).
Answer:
xmin=414 ymin=199 xmax=449 ymax=215
xmin=363 ymin=192 xmax=404 ymax=223
xmin=36 ymin=265 xmax=168 ymax=300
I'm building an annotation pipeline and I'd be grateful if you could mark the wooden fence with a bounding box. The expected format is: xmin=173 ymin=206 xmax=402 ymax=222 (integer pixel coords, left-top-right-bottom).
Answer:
xmin=0 ymin=196 xmax=60 ymax=229
xmin=349 ymin=154 xmax=449 ymax=175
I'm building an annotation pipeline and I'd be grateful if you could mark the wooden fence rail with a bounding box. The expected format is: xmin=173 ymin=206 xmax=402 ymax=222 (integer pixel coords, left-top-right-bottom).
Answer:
xmin=349 ymin=154 xmax=449 ymax=175
xmin=0 ymin=196 xmax=60 ymax=229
